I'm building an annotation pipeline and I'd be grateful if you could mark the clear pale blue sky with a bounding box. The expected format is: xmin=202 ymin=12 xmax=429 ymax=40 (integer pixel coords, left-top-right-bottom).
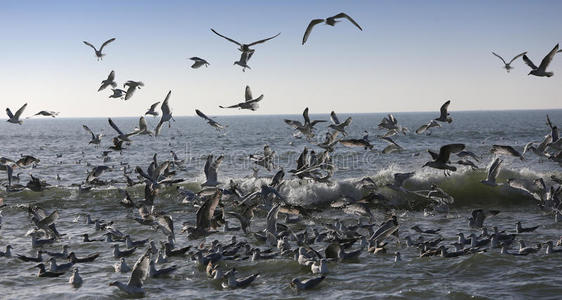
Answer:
xmin=1 ymin=0 xmax=561 ymax=117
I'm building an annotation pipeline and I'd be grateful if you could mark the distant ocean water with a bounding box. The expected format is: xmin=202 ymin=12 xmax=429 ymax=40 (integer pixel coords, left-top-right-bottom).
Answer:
xmin=0 ymin=110 xmax=561 ymax=299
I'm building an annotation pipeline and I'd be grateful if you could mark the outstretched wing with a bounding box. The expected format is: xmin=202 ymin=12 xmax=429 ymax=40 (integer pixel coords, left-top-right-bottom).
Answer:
xmin=508 ymin=51 xmax=527 ymax=64
xmin=196 ymin=109 xmax=211 ymax=121
xmin=247 ymin=32 xmax=281 ymax=46
xmin=439 ymin=100 xmax=450 ymax=118
xmin=99 ymin=38 xmax=116 ymax=51
xmin=14 ymin=103 xmax=27 ymax=119
xmin=537 ymin=43 xmax=559 ymax=71
xmin=438 ymin=143 xmax=465 ymax=163
xmin=108 ymin=118 xmax=124 ymax=135
xmin=302 ymin=107 xmax=310 ymax=125
xmin=128 ymin=251 xmax=150 ymax=288
xmin=210 ymin=28 xmax=241 ymax=46
xmin=149 ymin=102 xmax=160 ymax=111
xmin=332 ymin=13 xmax=363 ymax=30
xmin=6 ymin=108 xmax=14 ymax=119
xmin=245 ymin=85 xmax=253 ymax=101
xmin=330 ymin=111 xmax=340 ymax=124
xmin=302 ymin=19 xmax=324 ymax=45
xmin=82 ymin=125 xmax=95 ymax=138
xmin=522 ymin=55 xmax=537 ymax=70
xmin=491 ymin=52 xmax=507 ymax=64
xmin=82 ymin=41 xmax=97 ymax=51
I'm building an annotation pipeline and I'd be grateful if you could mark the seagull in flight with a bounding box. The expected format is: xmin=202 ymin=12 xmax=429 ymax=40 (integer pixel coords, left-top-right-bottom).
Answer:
xmin=82 ymin=125 xmax=102 ymax=145
xmin=98 ymin=70 xmax=117 ymax=92
xmin=328 ymin=111 xmax=352 ymax=136
xmin=491 ymin=51 xmax=527 ymax=73
xmin=423 ymin=144 xmax=465 ymax=176
xmin=302 ymin=13 xmax=363 ymax=45
xmin=522 ymin=44 xmax=559 ymax=77
xmin=123 ymin=81 xmax=144 ymax=100
xmin=108 ymin=118 xmax=138 ymax=142
xmin=33 ymin=111 xmax=59 ymax=118
xmin=434 ymin=100 xmax=452 ymax=123
xmin=109 ymin=89 xmax=126 ymax=100
xmin=480 ymin=157 xmax=503 ymax=186
xmin=6 ymin=103 xmax=27 ymax=125
xmin=234 ymin=51 xmax=252 ymax=72
xmin=155 ymin=91 xmax=174 ymax=136
xmin=284 ymin=107 xmax=326 ymax=139
xmin=210 ymin=28 xmax=280 ymax=56
xmin=196 ymin=109 xmax=224 ymax=130
xmin=189 ymin=57 xmax=209 ymax=69
xmin=145 ymin=102 xmax=160 ymax=116
xmin=202 ymin=154 xmax=223 ymax=187
xmin=82 ymin=38 xmax=116 ymax=61
xmin=219 ymin=86 xmax=263 ymax=111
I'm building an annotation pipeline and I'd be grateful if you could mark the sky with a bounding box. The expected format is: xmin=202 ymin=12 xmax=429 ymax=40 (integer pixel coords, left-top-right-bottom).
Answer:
xmin=1 ymin=0 xmax=561 ymax=118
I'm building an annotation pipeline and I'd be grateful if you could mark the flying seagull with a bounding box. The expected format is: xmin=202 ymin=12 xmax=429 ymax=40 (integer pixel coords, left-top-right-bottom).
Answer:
xmin=284 ymin=107 xmax=326 ymax=139
xmin=6 ymin=103 xmax=27 ymax=125
xmin=302 ymin=13 xmax=362 ymax=45
xmin=33 ymin=111 xmax=59 ymax=118
xmin=480 ymin=157 xmax=503 ymax=187
xmin=189 ymin=57 xmax=210 ymax=69
xmin=328 ymin=111 xmax=352 ymax=136
xmin=219 ymin=85 xmax=263 ymax=111
xmin=491 ymin=51 xmax=527 ymax=73
xmin=423 ymin=144 xmax=466 ymax=175
xmin=109 ymin=251 xmax=150 ymax=296
xmin=491 ymin=145 xmax=524 ymax=160
xmin=522 ymin=44 xmax=559 ymax=77
xmin=82 ymin=38 xmax=116 ymax=61
xmin=234 ymin=51 xmax=252 ymax=72
xmin=145 ymin=102 xmax=160 ymax=116
xmin=434 ymin=100 xmax=452 ymax=123
xmin=210 ymin=28 xmax=280 ymax=55
xmin=196 ymin=109 xmax=224 ymax=130
xmin=123 ymin=81 xmax=144 ymax=100
xmin=109 ymin=89 xmax=126 ymax=100
xmin=155 ymin=91 xmax=174 ymax=136
xmin=108 ymin=118 xmax=137 ymax=142
xmin=82 ymin=125 xmax=102 ymax=145
xmin=98 ymin=70 xmax=117 ymax=92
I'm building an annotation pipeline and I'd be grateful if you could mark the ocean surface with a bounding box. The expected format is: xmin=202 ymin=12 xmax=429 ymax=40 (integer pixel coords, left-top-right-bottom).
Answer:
xmin=1 ymin=110 xmax=561 ymax=299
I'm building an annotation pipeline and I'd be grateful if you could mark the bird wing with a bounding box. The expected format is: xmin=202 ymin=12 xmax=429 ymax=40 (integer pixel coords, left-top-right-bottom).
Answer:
xmin=196 ymin=109 xmax=212 ymax=121
xmin=210 ymin=29 xmax=241 ymax=46
xmin=522 ymin=55 xmax=537 ymax=70
xmin=155 ymin=120 xmax=164 ymax=137
xmin=219 ymin=103 xmax=242 ymax=109
xmin=487 ymin=158 xmax=503 ymax=182
xmin=508 ymin=51 xmax=527 ymax=64
xmin=302 ymin=19 xmax=324 ymax=44
xmin=246 ymin=95 xmax=263 ymax=104
xmin=107 ymin=70 xmax=115 ymax=81
xmin=247 ymin=32 xmax=281 ymax=46
xmin=284 ymin=119 xmax=303 ymax=128
xmin=138 ymin=116 xmax=148 ymax=131
xmin=331 ymin=13 xmax=363 ymax=30
xmin=99 ymin=38 xmax=116 ymax=52
xmin=82 ymin=41 xmax=97 ymax=51
xmin=196 ymin=190 xmax=221 ymax=230
xmin=245 ymin=85 xmax=253 ymax=101
xmin=491 ymin=52 xmax=507 ymax=64
xmin=6 ymin=108 xmax=14 ymax=119
xmin=438 ymin=144 xmax=465 ymax=163
xmin=439 ymin=100 xmax=450 ymax=119
xmin=82 ymin=125 xmax=95 ymax=138
xmin=491 ymin=145 xmax=522 ymax=158
xmin=161 ymin=91 xmax=171 ymax=116
xmin=330 ymin=111 xmax=340 ymax=124
xmin=128 ymin=252 xmax=150 ymax=288
xmin=108 ymin=118 xmax=124 ymax=135
xmin=266 ymin=204 xmax=280 ymax=234
xmin=157 ymin=215 xmax=174 ymax=237
xmin=537 ymin=43 xmax=559 ymax=72
xmin=149 ymin=102 xmax=160 ymax=111
xmin=15 ymin=103 xmax=27 ymax=119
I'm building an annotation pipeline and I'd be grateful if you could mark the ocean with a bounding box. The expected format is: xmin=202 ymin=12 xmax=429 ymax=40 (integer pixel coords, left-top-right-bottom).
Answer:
xmin=0 ymin=110 xmax=561 ymax=299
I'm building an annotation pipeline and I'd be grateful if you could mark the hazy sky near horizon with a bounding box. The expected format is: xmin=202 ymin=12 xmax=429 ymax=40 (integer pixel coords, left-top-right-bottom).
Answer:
xmin=1 ymin=0 xmax=561 ymax=118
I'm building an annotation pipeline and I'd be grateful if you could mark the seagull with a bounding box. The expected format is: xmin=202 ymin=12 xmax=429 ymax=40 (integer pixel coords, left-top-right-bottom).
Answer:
xmin=186 ymin=190 xmax=222 ymax=239
xmin=6 ymin=103 xmax=27 ymax=125
xmin=82 ymin=125 xmax=102 ymax=145
xmin=83 ymin=38 xmax=116 ymax=61
xmin=290 ymin=276 xmax=326 ymax=291
xmin=202 ymin=154 xmax=223 ymax=187
xmin=108 ymin=118 xmax=137 ymax=142
xmin=468 ymin=209 xmax=499 ymax=229
xmin=155 ymin=91 xmax=174 ymax=136
xmin=423 ymin=144 xmax=465 ymax=175
xmin=378 ymin=114 xmax=408 ymax=135
xmin=302 ymin=13 xmax=362 ymax=44
xmin=210 ymin=28 xmax=280 ymax=56
xmin=219 ymin=85 xmax=263 ymax=111
xmin=109 ymin=89 xmax=126 ymax=99
xmin=33 ymin=111 xmax=59 ymax=118
xmin=386 ymin=172 xmax=415 ymax=192
xmin=189 ymin=57 xmax=210 ymax=69
xmin=145 ymin=102 xmax=160 ymax=116
xmin=123 ymin=81 xmax=144 ymax=100
xmin=328 ymin=111 xmax=352 ymax=136
xmin=86 ymin=166 xmax=110 ymax=183
xmin=480 ymin=158 xmax=503 ymax=186
xmin=196 ymin=109 xmax=225 ymax=130
xmin=109 ymin=252 xmax=150 ymax=296
xmin=434 ymin=100 xmax=452 ymax=123
xmin=491 ymin=51 xmax=527 ymax=72
xmin=114 ymin=257 xmax=132 ymax=273
xmin=221 ymin=268 xmax=259 ymax=289
xmin=35 ymin=263 xmax=65 ymax=277
xmin=523 ymin=44 xmax=559 ymax=77
xmin=415 ymin=120 xmax=441 ymax=135
xmin=516 ymin=221 xmax=539 ymax=233
xmin=133 ymin=116 xmax=153 ymax=136
xmin=69 ymin=268 xmax=83 ymax=288
xmin=234 ymin=51 xmax=252 ymax=72
xmin=284 ymin=107 xmax=326 ymax=139
xmin=98 ymin=70 xmax=117 ymax=92
xmin=491 ymin=145 xmax=524 ymax=160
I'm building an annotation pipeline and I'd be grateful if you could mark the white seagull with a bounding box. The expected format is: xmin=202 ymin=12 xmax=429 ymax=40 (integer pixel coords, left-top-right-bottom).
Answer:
xmin=522 ymin=44 xmax=559 ymax=77
xmin=6 ymin=103 xmax=27 ymax=125
xmin=98 ymin=70 xmax=117 ymax=92
xmin=219 ymin=86 xmax=263 ymax=111
xmin=155 ymin=91 xmax=174 ymax=136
